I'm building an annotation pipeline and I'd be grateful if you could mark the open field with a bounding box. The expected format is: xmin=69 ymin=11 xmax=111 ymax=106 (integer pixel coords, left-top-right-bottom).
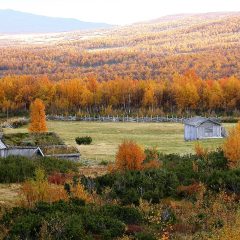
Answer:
xmin=4 ymin=121 xmax=235 ymax=163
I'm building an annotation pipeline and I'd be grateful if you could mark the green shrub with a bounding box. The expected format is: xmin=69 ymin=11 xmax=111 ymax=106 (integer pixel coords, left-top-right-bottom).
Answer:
xmin=0 ymin=156 xmax=78 ymax=183
xmin=64 ymin=215 xmax=86 ymax=239
xmin=160 ymin=150 xmax=228 ymax=185
xmin=100 ymin=205 xmax=143 ymax=224
xmin=206 ymin=169 xmax=240 ymax=194
xmin=99 ymin=160 xmax=109 ymax=166
xmin=90 ymin=169 xmax=179 ymax=205
xmin=84 ymin=215 xmax=125 ymax=238
xmin=75 ymin=136 xmax=92 ymax=145
xmin=10 ymin=214 xmax=42 ymax=239
xmin=36 ymin=157 xmax=78 ymax=174
xmin=161 ymin=153 xmax=200 ymax=185
xmin=0 ymin=156 xmax=35 ymax=183
xmin=1 ymin=200 xmax=138 ymax=239
xmin=135 ymin=232 xmax=156 ymax=240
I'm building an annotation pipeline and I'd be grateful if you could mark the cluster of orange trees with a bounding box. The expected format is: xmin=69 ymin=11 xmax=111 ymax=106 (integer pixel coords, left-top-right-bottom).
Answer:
xmin=0 ymin=71 xmax=240 ymax=115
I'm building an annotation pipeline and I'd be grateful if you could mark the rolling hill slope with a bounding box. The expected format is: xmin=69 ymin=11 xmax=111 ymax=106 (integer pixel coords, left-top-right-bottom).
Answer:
xmin=0 ymin=12 xmax=239 ymax=80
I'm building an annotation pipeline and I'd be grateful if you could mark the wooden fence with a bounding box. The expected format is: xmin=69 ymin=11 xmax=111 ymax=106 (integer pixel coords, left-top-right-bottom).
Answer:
xmin=47 ymin=115 xmax=187 ymax=123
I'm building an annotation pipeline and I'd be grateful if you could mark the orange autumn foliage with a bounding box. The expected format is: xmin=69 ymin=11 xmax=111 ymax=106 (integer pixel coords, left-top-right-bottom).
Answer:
xmin=1 ymin=73 xmax=240 ymax=115
xmin=20 ymin=169 xmax=68 ymax=207
xmin=216 ymin=214 xmax=240 ymax=240
xmin=71 ymin=183 xmax=93 ymax=203
xmin=142 ymin=147 xmax=162 ymax=170
xmin=115 ymin=140 xmax=146 ymax=171
xmin=194 ymin=142 xmax=209 ymax=158
xmin=20 ymin=169 xmax=92 ymax=207
xmin=142 ymin=159 xmax=161 ymax=170
xmin=29 ymin=98 xmax=47 ymax=133
xmin=223 ymin=122 xmax=240 ymax=169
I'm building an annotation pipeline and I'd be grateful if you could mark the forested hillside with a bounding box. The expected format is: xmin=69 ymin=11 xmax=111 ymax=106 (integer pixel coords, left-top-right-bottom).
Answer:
xmin=0 ymin=12 xmax=239 ymax=80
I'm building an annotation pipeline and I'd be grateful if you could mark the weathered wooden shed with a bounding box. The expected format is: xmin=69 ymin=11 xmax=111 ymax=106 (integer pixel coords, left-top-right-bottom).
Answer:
xmin=184 ymin=117 xmax=224 ymax=141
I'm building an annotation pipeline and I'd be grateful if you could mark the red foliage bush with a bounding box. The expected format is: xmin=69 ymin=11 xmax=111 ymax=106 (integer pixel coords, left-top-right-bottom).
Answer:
xmin=47 ymin=172 xmax=70 ymax=185
xmin=125 ymin=225 xmax=144 ymax=235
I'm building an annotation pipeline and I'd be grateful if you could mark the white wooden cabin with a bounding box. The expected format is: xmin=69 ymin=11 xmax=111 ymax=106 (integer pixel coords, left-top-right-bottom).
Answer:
xmin=184 ymin=117 xmax=224 ymax=141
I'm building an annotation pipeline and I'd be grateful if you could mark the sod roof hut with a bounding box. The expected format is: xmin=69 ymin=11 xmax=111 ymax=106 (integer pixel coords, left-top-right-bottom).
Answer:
xmin=0 ymin=132 xmax=80 ymax=161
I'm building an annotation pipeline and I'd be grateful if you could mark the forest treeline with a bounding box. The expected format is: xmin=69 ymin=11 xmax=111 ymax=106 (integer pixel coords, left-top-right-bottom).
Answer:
xmin=1 ymin=71 xmax=240 ymax=116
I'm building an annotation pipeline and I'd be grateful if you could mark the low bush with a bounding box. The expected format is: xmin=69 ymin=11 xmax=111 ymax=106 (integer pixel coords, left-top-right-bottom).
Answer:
xmin=0 ymin=156 xmax=78 ymax=183
xmin=100 ymin=205 xmax=143 ymax=224
xmin=75 ymin=136 xmax=92 ymax=145
xmin=0 ymin=156 xmax=35 ymax=183
xmin=206 ymin=169 xmax=240 ymax=194
xmin=0 ymin=200 xmax=142 ymax=239
xmin=161 ymin=153 xmax=200 ymax=186
xmin=99 ymin=160 xmax=109 ymax=166
xmin=135 ymin=232 xmax=156 ymax=240
xmin=86 ymin=169 xmax=179 ymax=205
xmin=36 ymin=157 xmax=78 ymax=174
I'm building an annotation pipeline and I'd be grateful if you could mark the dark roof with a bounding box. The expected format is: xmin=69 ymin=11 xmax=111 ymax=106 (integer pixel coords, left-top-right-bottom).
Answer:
xmin=184 ymin=117 xmax=221 ymax=127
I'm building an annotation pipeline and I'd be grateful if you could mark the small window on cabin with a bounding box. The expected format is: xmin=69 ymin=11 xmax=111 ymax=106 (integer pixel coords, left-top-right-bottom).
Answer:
xmin=204 ymin=127 xmax=213 ymax=137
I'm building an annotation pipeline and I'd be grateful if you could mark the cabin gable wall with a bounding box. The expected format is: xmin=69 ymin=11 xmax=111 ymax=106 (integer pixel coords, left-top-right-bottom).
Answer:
xmin=185 ymin=125 xmax=197 ymax=141
xmin=197 ymin=121 xmax=221 ymax=139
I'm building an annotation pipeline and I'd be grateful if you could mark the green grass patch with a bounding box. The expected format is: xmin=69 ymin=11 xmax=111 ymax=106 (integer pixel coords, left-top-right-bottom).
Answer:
xmin=4 ymin=121 xmax=235 ymax=163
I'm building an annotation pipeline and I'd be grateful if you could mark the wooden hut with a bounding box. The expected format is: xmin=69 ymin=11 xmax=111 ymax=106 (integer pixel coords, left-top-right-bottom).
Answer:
xmin=184 ymin=117 xmax=224 ymax=141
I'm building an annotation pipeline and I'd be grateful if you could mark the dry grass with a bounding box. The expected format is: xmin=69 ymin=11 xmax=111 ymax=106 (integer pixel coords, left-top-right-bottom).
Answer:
xmin=4 ymin=121 xmax=235 ymax=163
xmin=0 ymin=184 xmax=20 ymax=207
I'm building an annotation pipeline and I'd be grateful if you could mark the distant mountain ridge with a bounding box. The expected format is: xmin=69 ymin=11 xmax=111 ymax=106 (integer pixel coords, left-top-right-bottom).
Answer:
xmin=0 ymin=9 xmax=112 ymax=33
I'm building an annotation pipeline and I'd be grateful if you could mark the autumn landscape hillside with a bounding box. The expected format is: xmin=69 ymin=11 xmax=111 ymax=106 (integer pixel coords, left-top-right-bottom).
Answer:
xmin=0 ymin=12 xmax=239 ymax=81
xmin=1 ymin=9 xmax=240 ymax=240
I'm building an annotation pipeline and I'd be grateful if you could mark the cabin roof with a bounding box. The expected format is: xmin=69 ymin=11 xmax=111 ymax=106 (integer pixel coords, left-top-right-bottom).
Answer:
xmin=0 ymin=139 xmax=7 ymax=150
xmin=5 ymin=146 xmax=45 ymax=157
xmin=184 ymin=117 xmax=221 ymax=127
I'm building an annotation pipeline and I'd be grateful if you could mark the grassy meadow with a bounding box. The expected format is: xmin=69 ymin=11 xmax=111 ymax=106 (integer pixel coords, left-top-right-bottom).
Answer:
xmin=3 ymin=121 xmax=235 ymax=163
